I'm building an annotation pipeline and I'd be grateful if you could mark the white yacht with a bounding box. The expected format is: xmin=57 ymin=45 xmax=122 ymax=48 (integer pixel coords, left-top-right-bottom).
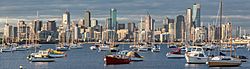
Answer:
xmin=185 ymin=46 xmax=208 ymax=64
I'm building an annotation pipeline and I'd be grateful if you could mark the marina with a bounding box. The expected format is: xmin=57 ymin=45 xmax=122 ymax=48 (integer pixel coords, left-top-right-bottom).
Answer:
xmin=0 ymin=44 xmax=250 ymax=69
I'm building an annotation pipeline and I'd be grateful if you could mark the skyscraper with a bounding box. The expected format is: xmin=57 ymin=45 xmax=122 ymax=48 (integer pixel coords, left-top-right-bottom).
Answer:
xmin=110 ymin=8 xmax=118 ymax=41
xmin=163 ymin=16 xmax=169 ymax=32
xmin=62 ymin=11 xmax=70 ymax=41
xmin=174 ymin=15 xmax=185 ymax=41
xmin=144 ymin=13 xmax=155 ymax=42
xmin=192 ymin=3 xmax=201 ymax=27
xmin=110 ymin=8 xmax=117 ymax=31
xmin=32 ymin=20 xmax=42 ymax=33
xmin=127 ymin=22 xmax=135 ymax=33
xmin=3 ymin=24 xmax=13 ymax=38
xmin=84 ymin=10 xmax=91 ymax=27
xmin=47 ymin=20 xmax=57 ymax=32
xmin=186 ymin=8 xmax=192 ymax=40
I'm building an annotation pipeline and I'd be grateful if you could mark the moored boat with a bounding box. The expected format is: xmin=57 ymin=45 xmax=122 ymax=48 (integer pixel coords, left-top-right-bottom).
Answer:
xmin=207 ymin=56 xmax=242 ymax=67
xmin=104 ymin=55 xmax=131 ymax=65
xmin=185 ymin=46 xmax=208 ymax=64
xmin=151 ymin=44 xmax=160 ymax=52
xmin=166 ymin=48 xmax=184 ymax=58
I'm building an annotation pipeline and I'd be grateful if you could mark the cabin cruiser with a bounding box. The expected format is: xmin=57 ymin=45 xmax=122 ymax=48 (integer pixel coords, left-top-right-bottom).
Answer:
xmin=118 ymin=50 xmax=144 ymax=61
xmin=27 ymin=50 xmax=55 ymax=62
xmin=185 ymin=46 xmax=208 ymax=64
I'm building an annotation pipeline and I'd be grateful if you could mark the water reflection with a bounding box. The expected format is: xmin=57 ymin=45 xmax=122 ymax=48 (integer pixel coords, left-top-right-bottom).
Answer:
xmin=33 ymin=62 xmax=49 ymax=69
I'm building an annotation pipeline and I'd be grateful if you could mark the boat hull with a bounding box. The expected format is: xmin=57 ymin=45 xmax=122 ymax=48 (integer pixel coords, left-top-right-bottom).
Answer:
xmin=166 ymin=53 xmax=185 ymax=58
xmin=29 ymin=57 xmax=55 ymax=62
xmin=185 ymin=54 xmax=208 ymax=64
xmin=207 ymin=61 xmax=242 ymax=67
xmin=104 ymin=56 xmax=130 ymax=65
xmin=49 ymin=54 xmax=66 ymax=58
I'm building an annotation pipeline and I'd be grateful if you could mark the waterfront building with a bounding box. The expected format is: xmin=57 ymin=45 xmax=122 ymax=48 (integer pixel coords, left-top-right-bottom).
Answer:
xmin=32 ymin=20 xmax=42 ymax=33
xmin=41 ymin=23 xmax=47 ymax=31
xmin=185 ymin=8 xmax=193 ymax=41
xmin=91 ymin=19 xmax=98 ymax=27
xmin=84 ymin=10 xmax=91 ymax=27
xmin=236 ymin=26 xmax=241 ymax=38
xmin=127 ymin=22 xmax=135 ymax=40
xmin=13 ymin=27 xmax=18 ymax=42
xmin=194 ymin=26 xmax=207 ymax=42
xmin=110 ymin=8 xmax=118 ymax=41
xmin=192 ymin=3 xmax=201 ymax=27
xmin=221 ymin=22 xmax=232 ymax=41
xmin=17 ymin=20 xmax=30 ymax=41
xmin=163 ymin=16 xmax=169 ymax=32
xmin=118 ymin=24 xmax=125 ymax=30
xmin=117 ymin=29 xmax=128 ymax=41
xmin=47 ymin=20 xmax=57 ymax=32
xmin=208 ymin=24 xmax=216 ymax=42
xmin=174 ymin=15 xmax=185 ymax=41
xmin=62 ymin=11 xmax=71 ymax=41
xmin=143 ymin=13 xmax=155 ymax=42
xmin=168 ymin=22 xmax=174 ymax=42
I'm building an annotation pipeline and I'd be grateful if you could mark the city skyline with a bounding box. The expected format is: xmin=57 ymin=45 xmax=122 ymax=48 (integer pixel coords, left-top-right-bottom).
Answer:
xmin=0 ymin=0 xmax=249 ymax=33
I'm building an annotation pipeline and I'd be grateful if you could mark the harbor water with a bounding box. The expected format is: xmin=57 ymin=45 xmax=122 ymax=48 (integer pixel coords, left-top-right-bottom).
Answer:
xmin=0 ymin=44 xmax=250 ymax=69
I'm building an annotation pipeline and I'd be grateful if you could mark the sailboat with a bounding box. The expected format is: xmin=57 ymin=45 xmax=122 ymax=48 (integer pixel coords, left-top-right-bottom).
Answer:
xmin=27 ymin=20 xmax=55 ymax=62
xmin=207 ymin=0 xmax=242 ymax=67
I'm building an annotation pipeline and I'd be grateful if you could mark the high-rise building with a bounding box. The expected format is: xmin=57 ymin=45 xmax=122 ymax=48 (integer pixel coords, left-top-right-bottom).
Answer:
xmin=3 ymin=24 xmax=13 ymax=38
xmin=17 ymin=20 xmax=30 ymax=41
xmin=106 ymin=18 xmax=112 ymax=30
xmin=163 ymin=16 xmax=169 ymax=32
xmin=62 ymin=11 xmax=71 ymax=41
xmin=63 ymin=11 xmax=70 ymax=30
xmin=118 ymin=24 xmax=125 ymax=30
xmin=91 ymin=19 xmax=98 ymax=27
xmin=143 ymin=13 xmax=155 ymax=42
xmin=110 ymin=8 xmax=117 ymax=30
xmin=236 ymin=26 xmax=241 ymax=38
xmin=174 ymin=15 xmax=185 ymax=41
xmin=13 ymin=27 xmax=18 ymax=42
xmin=41 ymin=23 xmax=47 ymax=31
xmin=186 ymin=8 xmax=193 ymax=40
xmin=128 ymin=22 xmax=135 ymax=33
xmin=109 ymin=8 xmax=118 ymax=41
xmin=208 ymin=24 xmax=216 ymax=42
xmin=84 ymin=10 xmax=91 ymax=27
xmin=192 ymin=3 xmax=201 ymax=27
xmin=32 ymin=20 xmax=42 ymax=33
xmin=47 ymin=20 xmax=57 ymax=32
xmin=168 ymin=22 xmax=174 ymax=42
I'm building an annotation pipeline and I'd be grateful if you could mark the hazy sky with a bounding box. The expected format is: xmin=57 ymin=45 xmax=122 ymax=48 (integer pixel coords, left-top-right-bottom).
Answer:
xmin=0 ymin=0 xmax=249 ymax=32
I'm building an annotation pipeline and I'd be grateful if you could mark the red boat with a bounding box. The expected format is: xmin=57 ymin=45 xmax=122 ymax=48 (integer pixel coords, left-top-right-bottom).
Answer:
xmin=104 ymin=55 xmax=131 ymax=65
